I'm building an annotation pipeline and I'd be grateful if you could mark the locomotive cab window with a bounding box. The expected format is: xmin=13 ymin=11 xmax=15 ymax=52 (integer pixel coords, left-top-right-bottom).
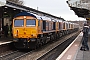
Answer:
xmin=26 ymin=19 xmax=36 ymax=26
xmin=14 ymin=19 xmax=24 ymax=27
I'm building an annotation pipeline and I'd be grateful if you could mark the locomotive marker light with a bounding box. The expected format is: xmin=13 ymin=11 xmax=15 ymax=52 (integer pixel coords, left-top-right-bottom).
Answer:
xmin=5 ymin=6 xmax=8 ymax=8
xmin=13 ymin=9 xmax=16 ymax=10
xmin=14 ymin=34 xmax=17 ymax=37
xmin=24 ymin=16 xmax=26 ymax=18
xmin=28 ymin=39 xmax=30 ymax=42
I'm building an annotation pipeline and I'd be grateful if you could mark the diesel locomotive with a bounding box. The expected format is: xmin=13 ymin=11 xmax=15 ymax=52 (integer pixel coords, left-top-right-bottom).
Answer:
xmin=12 ymin=12 xmax=79 ymax=49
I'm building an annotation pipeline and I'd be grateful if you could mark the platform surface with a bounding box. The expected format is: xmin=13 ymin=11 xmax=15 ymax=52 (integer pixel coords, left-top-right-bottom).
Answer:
xmin=75 ymin=33 xmax=90 ymax=60
xmin=56 ymin=32 xmax=90 ymax=60
xmin=0 ymin=37 xmax=13 ymax=45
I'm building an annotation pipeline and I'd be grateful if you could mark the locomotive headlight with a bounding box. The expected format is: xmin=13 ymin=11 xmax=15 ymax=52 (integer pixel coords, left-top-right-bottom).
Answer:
xmin=14 ymin=34 xmax=17 ymax=36
xmin=24 ymin=16 xmax=26 ymax=18
xmin=28 ymin=40 xmax=30 ymax=42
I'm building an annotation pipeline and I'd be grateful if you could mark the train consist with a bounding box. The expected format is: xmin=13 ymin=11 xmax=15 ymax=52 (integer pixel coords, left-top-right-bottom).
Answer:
xmin=12 ymin=12 xmax=79 ymax=49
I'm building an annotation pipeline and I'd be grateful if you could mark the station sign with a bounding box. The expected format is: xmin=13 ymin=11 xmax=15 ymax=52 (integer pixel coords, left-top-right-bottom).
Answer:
xmin=0 ymin=0 xmax=6 ymax=6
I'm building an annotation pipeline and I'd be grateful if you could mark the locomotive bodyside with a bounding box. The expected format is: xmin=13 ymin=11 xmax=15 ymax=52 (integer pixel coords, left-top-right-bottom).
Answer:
xmin=12 ymin=12 xmax=79 ymax=49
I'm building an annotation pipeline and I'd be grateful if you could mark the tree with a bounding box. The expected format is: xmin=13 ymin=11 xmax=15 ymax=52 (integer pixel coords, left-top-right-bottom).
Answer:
xmin=7 ymin=0 xmax=24 ymax=5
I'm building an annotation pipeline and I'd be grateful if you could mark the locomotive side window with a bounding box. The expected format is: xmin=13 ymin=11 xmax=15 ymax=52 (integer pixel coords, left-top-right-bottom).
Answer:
xmin=63 ymin=22 xmax=65 ymax=29
xmin=66 ymin=23 xmax=68 ymax=29
xmin=43 ymin=21 xmax=46 ymax=31
xmin=46 ymin=21 xmax=49 ymax=31
xmin=59 ymin=23 xmax=61 ymax=29
xmin=14 ymin=19 xmax=24 ymax=27
xmin=71 ymin=24 xmax=73 ymax=28
xmin=38 ymin=20 xmax=40 ymax=26
xmin=69 ymin=24 xmax=70 ymax=28
xmin=26 ymin=19 xmax=36 ymax=26
xmin=59 ymin=22 xmax=62 ymax=30
xmin=53 ymin=22 xmax=56 ymax=30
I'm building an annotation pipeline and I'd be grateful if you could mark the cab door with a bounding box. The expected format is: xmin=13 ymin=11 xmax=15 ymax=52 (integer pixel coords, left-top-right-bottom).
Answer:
xmin=38 ymin=20 xmax=43 ymax=34
xmin=13 ymin=19 xmax=25 ymax=38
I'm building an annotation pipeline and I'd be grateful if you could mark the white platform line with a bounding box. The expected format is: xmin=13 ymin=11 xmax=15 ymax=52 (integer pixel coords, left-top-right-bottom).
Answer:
xmin=0 ymin=41 xmax=12 ymax=45
xmin=56 ymin=32 xmax=82 ymax=60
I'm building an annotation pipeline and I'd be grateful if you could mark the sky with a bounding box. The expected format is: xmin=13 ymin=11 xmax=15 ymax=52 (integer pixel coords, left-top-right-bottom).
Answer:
xmin=23 ymin=0 xmax=86 ymax=21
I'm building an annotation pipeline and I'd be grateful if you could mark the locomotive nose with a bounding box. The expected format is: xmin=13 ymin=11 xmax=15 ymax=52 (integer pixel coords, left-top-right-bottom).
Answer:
xmin=14 ymin=28 xmax=37 ymax=38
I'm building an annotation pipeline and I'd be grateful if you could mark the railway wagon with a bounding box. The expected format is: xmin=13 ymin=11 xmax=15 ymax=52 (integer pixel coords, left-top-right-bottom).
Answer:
xmin=12 ymin=12 xmax=79 ymax=49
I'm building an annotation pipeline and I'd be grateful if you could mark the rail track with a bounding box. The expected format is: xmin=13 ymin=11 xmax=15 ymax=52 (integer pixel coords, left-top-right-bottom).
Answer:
xmin=0 ymin=31 xmax=80 ymax=60
xmin=11 ymin=31 xmax=80 ymax=60
xmin=37 ymin=32 xmax=79 ymax=60
xmin=0 ymin=50 xmax=33 ymax=60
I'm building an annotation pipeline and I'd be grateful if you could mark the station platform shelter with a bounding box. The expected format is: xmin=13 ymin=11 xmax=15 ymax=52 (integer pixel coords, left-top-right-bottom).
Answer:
xmin=0 ymin=1 xmax=26 ymax=38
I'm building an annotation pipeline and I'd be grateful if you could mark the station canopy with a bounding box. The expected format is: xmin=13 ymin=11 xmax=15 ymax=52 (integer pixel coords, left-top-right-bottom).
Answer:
xmin=0 ymin=0 xmax=65 ymax=21
xmin=66 ymin=0 xmax=90 ymax=18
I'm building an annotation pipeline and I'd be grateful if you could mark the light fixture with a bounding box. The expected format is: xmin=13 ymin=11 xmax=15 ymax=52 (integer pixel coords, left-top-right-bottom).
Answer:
xmin=24 ymin=16 xmax=26 ymax=18
xmin=4 ymin=12 xmax=7 ymax=13
xmin=5 ymin=7 xmax=8 ymax=8
xmin=13 ymin=9 xmax=16 ymax=10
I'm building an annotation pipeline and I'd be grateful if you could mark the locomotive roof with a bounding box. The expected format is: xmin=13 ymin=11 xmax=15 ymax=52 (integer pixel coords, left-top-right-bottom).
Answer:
xmin=14 ymin=12 xmax=63 ymax=22
xmin=14 ymin=12 xmax=52 ymax=21
xmin=14 ymin=12 xmax=37 ymax=18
